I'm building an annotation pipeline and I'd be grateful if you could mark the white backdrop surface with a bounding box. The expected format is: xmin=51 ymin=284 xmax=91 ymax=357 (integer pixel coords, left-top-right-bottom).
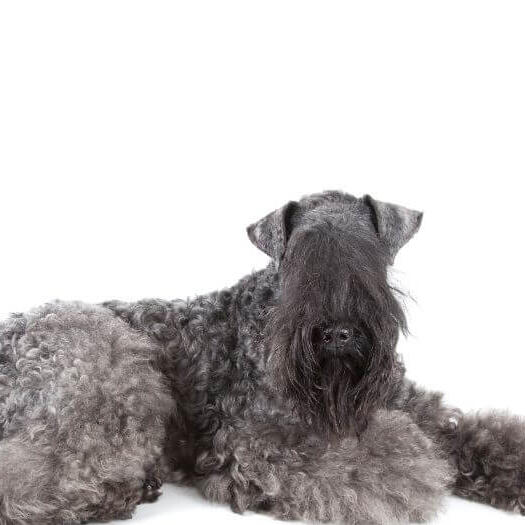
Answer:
xmin=1 ymin=2 xmax=524 ymax=524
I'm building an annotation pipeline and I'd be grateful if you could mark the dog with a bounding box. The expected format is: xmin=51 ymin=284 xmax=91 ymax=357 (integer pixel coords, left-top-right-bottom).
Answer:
xmin=1 ymin=190 xmax=524 ymax=524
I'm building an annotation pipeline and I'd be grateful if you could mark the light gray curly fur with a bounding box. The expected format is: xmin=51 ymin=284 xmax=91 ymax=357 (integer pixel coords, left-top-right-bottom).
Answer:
xmin=1 ymin=191 xmax=524 ymax=524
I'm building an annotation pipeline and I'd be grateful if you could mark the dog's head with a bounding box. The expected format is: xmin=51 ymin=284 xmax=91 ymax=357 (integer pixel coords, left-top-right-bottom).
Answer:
xmin=247 ymin=191 xmax=422 ymax=436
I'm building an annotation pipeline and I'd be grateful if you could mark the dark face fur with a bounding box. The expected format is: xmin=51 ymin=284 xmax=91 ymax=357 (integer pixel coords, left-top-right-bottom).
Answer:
xmin=247 ymin=191 xmax=422 ymax=437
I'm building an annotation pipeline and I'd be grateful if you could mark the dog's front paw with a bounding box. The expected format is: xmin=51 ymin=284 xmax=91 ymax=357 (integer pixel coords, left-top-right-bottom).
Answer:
xmin=141 ymin=477 xmax=163 ymax=503
xmin=454 ymin=411 xmax=525 ymax=513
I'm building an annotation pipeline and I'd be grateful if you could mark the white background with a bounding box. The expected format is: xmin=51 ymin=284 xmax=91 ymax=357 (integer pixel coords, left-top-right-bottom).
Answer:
xmin=1 ymin=2 xmax=524 ymax=524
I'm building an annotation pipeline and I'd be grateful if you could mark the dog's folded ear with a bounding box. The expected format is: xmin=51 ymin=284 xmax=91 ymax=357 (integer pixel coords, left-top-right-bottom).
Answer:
xmin=247 ymin=201 xmax=299 ymax=261
xmin=364 ymin=195 xmax=423 ymax=262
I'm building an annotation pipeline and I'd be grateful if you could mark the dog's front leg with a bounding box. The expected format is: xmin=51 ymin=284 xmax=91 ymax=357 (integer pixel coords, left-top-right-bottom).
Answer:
xmin=396 ymin=379 xmax=525 ymax=514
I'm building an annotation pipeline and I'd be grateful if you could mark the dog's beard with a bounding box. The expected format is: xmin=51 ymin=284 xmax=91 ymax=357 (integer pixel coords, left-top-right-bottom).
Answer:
xmin=267 ymin=227 xmax=406 ymax=437
xmin=287 ymin=323 xmax=371 ymax=436
xmin=271 ymin=321 xmax=399 ymax=437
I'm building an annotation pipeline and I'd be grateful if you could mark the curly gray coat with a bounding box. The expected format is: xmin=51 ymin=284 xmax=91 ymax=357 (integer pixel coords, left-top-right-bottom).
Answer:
xmin=0 ymin=191 xmax=524 ymax=524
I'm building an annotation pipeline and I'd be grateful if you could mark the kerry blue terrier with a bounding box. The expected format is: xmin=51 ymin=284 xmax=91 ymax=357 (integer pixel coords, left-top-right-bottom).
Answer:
xmin=1 ymin=190 xmax=524 ymax=524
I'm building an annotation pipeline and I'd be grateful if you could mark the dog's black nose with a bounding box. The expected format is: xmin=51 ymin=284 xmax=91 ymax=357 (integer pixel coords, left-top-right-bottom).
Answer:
xmin=338 ymin=328 xmax=350 ymax=341
xmin=322 ymin=327 xmax=350 ymax=343
xmin=320 ymin=326 xmax=354 ymax=355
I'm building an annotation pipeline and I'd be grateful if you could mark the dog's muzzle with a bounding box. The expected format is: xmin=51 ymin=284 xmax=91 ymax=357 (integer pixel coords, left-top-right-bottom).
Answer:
xmin=315 ymin=323 xmax=369 ymax=358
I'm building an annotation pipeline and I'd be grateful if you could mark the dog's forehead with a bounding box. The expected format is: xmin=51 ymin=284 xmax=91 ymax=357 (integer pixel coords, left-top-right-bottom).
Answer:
xmin=297 ymin=191 xmax=372 ymax=232
xmin=298 ymin=190 xmax=357 ymax=209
